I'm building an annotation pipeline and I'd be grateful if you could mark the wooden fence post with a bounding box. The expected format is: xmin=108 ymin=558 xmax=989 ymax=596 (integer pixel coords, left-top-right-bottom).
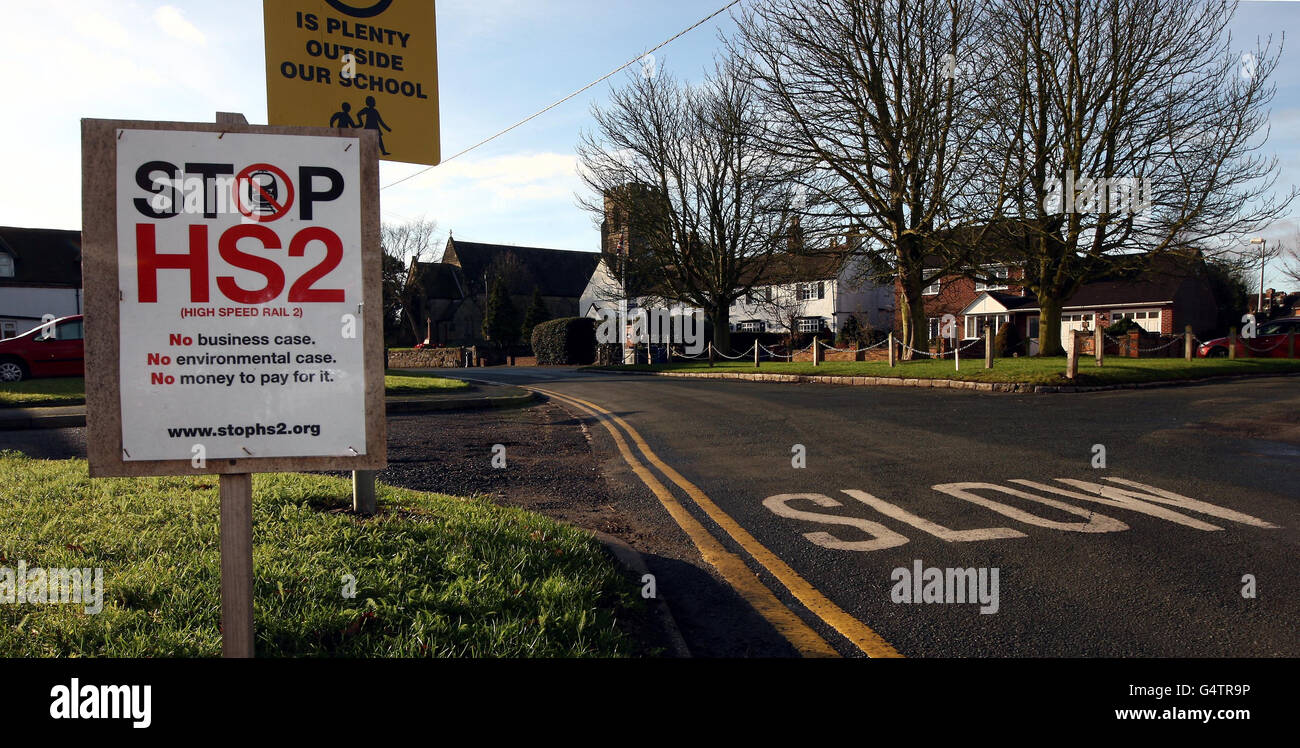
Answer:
xmin=985 ymin=326 xmax=993 ymax=369
xmin=219 ymin=473 xmax=254 ymax=658
xmin=812 ymin=338 xmax=820 ymax=367
xmin=1094 ymin=324 xmax=1104 ymax=367
xmin=1228 ymin=327 xmax=1237 ymax=360
xmin=888 ymin=332 xmax=895 ymax=367
xmin=1184 ymin=325 xmax=1194 ymax=361
xmin=708 ymin=342 xmax=714 ymax=367
xmin=754 ymin=341 xmax=760 ymax=368
xmin=1066 ymin=331 xmax=1080 ymax=380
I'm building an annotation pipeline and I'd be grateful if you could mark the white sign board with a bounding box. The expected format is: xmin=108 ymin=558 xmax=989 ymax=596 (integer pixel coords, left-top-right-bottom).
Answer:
xmin=115 ymin=130 xmax=366 ymax=461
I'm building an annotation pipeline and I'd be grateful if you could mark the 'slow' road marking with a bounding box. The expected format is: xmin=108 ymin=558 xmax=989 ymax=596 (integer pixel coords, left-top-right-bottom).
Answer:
xmin=533 ymin=385 xmax=902 ymax=659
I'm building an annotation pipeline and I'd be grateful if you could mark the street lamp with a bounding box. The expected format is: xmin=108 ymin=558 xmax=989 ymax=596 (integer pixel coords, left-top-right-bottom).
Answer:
xmin=1249 ymin=237 xmax=1266 ymax=316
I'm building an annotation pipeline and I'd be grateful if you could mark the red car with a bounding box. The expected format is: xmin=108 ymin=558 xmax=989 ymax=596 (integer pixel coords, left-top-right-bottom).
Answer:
xmin=1198 ymin=316 xmax=1300 ymax=358
xmin=0 ymin=314 xmax=85 ymax=382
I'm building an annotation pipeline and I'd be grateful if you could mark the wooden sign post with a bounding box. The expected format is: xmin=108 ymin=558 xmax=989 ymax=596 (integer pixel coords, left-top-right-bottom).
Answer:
xmin=81 ymin=114 xmax=386 ymax=657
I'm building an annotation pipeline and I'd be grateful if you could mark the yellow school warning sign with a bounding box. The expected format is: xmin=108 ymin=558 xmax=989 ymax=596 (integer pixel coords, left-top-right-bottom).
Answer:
xmin=263 ymin=0 xmax=440 ymax=165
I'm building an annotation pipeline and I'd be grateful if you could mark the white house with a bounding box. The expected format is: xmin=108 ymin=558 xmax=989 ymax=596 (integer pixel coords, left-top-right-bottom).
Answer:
xmin=580 ymin=250 xmax=894 ymax=339
xmin=0 ymin=227 xmax=83 ymax=339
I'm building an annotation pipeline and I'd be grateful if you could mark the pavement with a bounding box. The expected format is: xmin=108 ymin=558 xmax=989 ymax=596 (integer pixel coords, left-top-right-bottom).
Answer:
xmin=422 ymin=366 xmax=1300 ymax=658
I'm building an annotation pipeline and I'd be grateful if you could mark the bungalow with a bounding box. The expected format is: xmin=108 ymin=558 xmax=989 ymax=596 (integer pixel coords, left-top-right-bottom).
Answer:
xmin=906 ymin=254 xmax=1220 ymax=354
xmin=0 ymin=227 xmax=83 ymax=339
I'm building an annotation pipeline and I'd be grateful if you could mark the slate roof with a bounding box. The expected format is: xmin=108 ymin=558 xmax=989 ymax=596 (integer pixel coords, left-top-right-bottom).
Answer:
xmin=412 ymin=261 xmax=465 ymax=300
xmin=442 ymin=239 xmax=601 ymax=299
xmin=744 ymin=251 xmax=848 ymax=286
xmin=0 ymin=226 xmax=82 ymax=287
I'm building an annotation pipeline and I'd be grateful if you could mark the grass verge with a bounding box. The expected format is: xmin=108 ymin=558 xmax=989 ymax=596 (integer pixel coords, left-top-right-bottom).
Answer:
xmin=0 ymin=372 xmax=470 ymax=408
xmin=588 ymin=357 xmax=1300 ymax=386
xmin=0 ymin=452 xmax=641 ymax=657
xmin=382 ymin=370 xmax=472 ymax=395
xmin=0 ymin=378 xmax=86 ymax=408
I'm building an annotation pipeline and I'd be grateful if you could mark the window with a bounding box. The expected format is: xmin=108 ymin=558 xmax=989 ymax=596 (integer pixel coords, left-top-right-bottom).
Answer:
xmin=974 ymin=267 xmax=1010 ymax=292
xmin=1 ymin=321 xmax=15 ymax=339
xmin=797 ymin=317 xmax=823 ymax=333
xmin=55 ymin=320 xmax=84 ymax=340
xmin=964 ymin=313 xmax=1009 ymax=339
xmin=797 ymin=282 xmax=824 ymax=301
xmin=740 ymin=320 xmax=765 ymax=333
xmin=0 ymin=253 xmax=12 ymax=278
xmin=922 ymin=276 xmax=941 ymax=295
xmin=1260 ymin=319 xmax=1298 ymax=336
xmin=928 ymin=317 xmax=943 ymax=340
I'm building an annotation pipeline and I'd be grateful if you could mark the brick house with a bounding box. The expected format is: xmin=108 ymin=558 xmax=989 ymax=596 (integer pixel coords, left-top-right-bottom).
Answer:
xmin=899 ymin=254 xmax=1220 ymax=354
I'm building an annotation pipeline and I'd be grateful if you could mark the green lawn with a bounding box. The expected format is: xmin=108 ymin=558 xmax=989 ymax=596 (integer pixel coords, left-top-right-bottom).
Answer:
xmin=0 ymin=377 xmax=86 ymax=408
xmin=0 ymin=372 xmax=470 ymax=408
xmin=591 ymin=356 xmax=1300 ymax=386
xmin=0 ymin=451 xmax=642 ymax=657
xmin=382 ymin=370 xmax=472 ymax=395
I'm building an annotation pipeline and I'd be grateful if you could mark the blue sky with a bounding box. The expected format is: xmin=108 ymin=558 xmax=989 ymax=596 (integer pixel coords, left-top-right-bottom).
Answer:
xmin=1 ymin=0 xmax=1296 ymax=287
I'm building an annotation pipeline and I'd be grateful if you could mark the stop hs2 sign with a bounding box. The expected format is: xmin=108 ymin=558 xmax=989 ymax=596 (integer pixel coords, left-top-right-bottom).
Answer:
xmin=115 ymin=129 xmax=365 ymax=462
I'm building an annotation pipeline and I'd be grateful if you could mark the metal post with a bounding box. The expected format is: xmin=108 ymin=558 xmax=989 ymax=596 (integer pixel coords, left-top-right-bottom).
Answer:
xmin=708 ymin=341 xmax=714 ymax=367
xmin=754 ymin=341 xmax=760 ymax=368
xmin=1184 ymin=325 xmax=1194 ymax=361
xmin=954 ymin=336 xmax=960 ymax=371
xmin=1229 ymin=327 xmax=1237 ymax=360
xmin=888 ymin=332 xmax=895 ymax=367
xmin=353 ymin=469 xmax=376 ymax=515
xmin=219 ymin=473 xmax=254 ymax=658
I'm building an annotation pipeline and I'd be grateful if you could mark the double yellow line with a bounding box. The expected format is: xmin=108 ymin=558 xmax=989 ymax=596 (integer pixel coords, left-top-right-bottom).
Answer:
xmin=530 ymin=385 xmax=902 ymax=659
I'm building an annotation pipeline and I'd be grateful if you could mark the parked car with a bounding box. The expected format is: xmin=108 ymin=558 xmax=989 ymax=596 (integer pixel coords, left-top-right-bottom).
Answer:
xmin=0 ymin=314 xmax=85 ymax=382
xmin=1198 ymin=316 xmax=1300 ymax=358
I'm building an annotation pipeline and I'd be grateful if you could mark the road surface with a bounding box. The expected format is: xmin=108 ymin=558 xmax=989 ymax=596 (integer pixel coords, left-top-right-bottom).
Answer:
xmin=433 ymin=366 xmax=1299 ymax=658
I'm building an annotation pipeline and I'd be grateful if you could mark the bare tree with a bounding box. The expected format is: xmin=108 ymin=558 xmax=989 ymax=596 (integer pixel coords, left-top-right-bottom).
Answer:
xmin=577 ymin=57 xmax=796 ymax=353
xmin=381 ymin=218 xmax=440 ymax=343
xmin=1283 ymin=232 xmax=1300 ymax=287
xmin=731 ymin=0 xmax=992 ymax=357
xmin=974 ymin=0 xmax=1294 ymax=354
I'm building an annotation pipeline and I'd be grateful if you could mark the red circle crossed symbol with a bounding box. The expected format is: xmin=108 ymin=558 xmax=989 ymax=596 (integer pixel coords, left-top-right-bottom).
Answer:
xmin=236 ymin=163 xmax=295 ymax=222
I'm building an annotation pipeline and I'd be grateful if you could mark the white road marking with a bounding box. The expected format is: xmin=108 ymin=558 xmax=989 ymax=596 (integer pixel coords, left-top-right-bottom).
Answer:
xmin=840 ymin=489 xmax=1027 ymax=543
xmin=930 ymin=482 xmax=1129 ymax=533
xmin=763 ymin=493 xmax=910 ymax=551
xmin=1009 ymin=479 xmax=1222 ymax=531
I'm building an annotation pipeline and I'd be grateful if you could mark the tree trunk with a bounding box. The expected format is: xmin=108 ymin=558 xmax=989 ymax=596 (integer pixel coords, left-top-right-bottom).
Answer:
xmin=711 ymin=303 xmax=732 ymax=356
xmin=1038 ymin=297 xmax=1064 ymax=357
xmin=897 ymin=286 xmax=927 ymax=361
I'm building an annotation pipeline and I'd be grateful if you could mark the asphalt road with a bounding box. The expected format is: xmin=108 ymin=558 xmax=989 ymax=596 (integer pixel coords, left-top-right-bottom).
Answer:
xmin=438 ymin=366 xmax=1300 ymax=658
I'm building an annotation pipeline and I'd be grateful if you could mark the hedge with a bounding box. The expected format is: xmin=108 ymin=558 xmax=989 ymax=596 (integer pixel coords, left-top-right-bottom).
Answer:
xmin=531 ymin=317 xmax=598 ymax=365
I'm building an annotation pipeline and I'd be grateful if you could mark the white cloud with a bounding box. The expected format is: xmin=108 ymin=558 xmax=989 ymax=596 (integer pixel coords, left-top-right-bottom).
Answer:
xmin=380 ymin=151 xmax=597 ymax=250
xmin=153 ymin=5 xmax=207 ymax=47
